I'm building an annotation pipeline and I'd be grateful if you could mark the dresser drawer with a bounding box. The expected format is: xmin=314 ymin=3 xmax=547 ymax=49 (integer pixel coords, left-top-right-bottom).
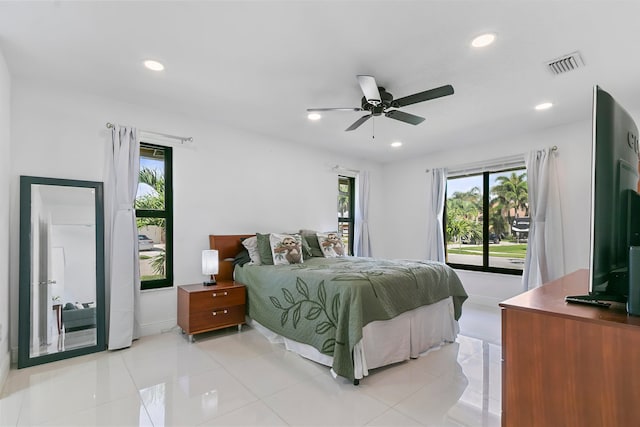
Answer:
xmin=188 ymin=304 xmax=245 ymax=332
xmin=189 ymin=286 xmax=245 ymax=311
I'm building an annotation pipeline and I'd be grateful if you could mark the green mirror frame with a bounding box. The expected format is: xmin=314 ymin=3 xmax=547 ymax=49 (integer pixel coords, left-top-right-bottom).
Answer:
xmin=18 ymin=176 xmax=106 ymax=368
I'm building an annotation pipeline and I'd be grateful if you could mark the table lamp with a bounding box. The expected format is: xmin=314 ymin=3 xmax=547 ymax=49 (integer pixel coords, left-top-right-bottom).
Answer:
xmin=202 ymin=249 xmax=219 ymax=286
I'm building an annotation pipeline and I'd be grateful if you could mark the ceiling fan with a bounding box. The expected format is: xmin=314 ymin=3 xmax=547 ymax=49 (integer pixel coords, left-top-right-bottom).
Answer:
xmin=307 ymin=75 xmax=454 ymax=131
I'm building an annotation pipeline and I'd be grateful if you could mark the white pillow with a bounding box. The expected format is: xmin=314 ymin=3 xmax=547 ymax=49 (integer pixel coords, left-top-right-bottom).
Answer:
xmin=317 ymin=232 xmax=346 ymax=257
xmin=269 ymin=233 xmax=304 ymax=265
xmin=241 ymin=236 xmax=262 ymax=265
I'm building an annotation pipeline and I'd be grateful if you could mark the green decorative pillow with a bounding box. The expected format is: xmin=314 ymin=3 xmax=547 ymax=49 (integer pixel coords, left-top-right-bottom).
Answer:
xmin=270 ymin=233 xmax=304 ymax=265
xmin=300 ymin=235 xmax=313 ymax=258
xmin=256 ymin=233 xmax=274 ymax=265
xmin=317 ymin=232 xmax=346 ymax=257
xmin=300 ymin=229 xmax=323 ymax=257
xmin=233 ymin=249 xmax=252 ymax=267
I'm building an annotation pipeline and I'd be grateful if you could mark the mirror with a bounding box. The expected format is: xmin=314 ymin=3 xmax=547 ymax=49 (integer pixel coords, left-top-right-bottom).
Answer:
xmin=18 ymin=176 xmax=106 ymax=368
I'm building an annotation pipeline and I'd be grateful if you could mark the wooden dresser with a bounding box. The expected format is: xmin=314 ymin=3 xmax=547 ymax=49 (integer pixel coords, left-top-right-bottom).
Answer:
xmin=499 ymin=269 xmax=640 ymax=427
xmin=177 ymin=280 xmax=246 ymax=341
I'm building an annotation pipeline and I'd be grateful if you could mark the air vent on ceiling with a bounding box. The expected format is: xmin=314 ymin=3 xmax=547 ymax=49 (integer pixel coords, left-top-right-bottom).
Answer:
xmin=546 ymin=51 xmax=585 ymax=75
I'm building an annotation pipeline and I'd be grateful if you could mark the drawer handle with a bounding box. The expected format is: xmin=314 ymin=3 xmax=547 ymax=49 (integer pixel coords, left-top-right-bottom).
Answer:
xmin=212 ymin=291 xmax=229 ymax=297
xmin=212 ymin=309 xmax=229 ymax=316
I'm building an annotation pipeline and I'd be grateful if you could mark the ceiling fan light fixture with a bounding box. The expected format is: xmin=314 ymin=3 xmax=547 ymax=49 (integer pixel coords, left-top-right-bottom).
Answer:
xmin=471 ymin=33 xmax=496 ymax=48
xmin=307 ymin=113 xmax=322 ymax=121
xmin=391 ymin=141 xmax=403 ymax=148
xmin=143 ymin=60 xmax=165 ymax=71
xmin=535 ymin=102 xmax=553 ymax=110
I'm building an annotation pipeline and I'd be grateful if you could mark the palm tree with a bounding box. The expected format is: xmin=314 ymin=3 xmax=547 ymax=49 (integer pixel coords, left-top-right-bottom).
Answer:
xmin=489 ymin=203 xmax=508 ymax=237
xmin=136 ymin=168 xmax=165 ymax=228
xmin=490 ymin=172 xmax=528 ymax=237
xmin=446 ymin=186 xmax=483 ymax=246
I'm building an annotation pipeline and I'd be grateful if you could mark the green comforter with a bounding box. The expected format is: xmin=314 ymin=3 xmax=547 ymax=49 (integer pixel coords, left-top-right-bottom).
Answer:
xmin=234 ymin=257 xmax=467 ymax=380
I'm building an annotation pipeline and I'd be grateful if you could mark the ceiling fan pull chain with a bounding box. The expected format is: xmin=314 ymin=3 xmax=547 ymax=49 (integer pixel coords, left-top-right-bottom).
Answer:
xmin=372 ymin=116 xmax=375 ymax=140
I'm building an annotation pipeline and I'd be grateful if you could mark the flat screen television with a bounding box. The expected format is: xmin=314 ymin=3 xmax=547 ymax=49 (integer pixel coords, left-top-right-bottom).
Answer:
xmin=587 ymin=85 xmax=640 ymax=302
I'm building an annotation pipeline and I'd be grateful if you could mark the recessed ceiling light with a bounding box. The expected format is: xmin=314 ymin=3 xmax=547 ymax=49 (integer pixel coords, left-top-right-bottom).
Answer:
xmin=307 ymin=113 xmax=322 ymax=121
xmin=391 ymin=141 xmax=403 ymax=148
xmin=535 ymin=102 xmax=553 ymax=110
xmin=471 ymin=33 xmax=496 ymax=48
xmin=144 ymin=60 xmax=165 ymax=71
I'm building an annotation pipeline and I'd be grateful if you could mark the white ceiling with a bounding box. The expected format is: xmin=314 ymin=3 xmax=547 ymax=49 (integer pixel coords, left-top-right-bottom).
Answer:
xmin=1 ymin=1 xmax=639 ymax=163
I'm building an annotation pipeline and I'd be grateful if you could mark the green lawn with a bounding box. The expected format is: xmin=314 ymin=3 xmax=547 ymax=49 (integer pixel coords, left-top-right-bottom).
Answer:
xmin=448 ymin=243 xmax=527 ymax=258
xmin=141 ymin=274 xmax=164 ymax=281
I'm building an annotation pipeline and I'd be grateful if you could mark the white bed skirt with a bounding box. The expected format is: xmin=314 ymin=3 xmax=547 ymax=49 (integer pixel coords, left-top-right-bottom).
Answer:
xmin=248 ymin=296 xmax=459 ymax=380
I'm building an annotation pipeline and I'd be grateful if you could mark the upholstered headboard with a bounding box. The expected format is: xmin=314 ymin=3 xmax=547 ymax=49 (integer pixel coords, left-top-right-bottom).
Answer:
xmin=209 ymin=234 xmax=254 ymax=281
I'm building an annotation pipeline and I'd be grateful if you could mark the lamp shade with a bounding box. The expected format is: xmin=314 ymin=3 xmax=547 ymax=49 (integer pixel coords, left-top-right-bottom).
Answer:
xmin=202 ymin=250 xmax=219 ymax=275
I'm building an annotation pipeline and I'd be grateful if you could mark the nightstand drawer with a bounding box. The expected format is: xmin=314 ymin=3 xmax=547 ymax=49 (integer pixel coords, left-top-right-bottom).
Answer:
xmin=189 ymin=286 xmax=245 ymax=311
xmin=177 ymin=281 xmax=247 ymax=340
xmin=188 ymin=305 xmax=245 ymax=332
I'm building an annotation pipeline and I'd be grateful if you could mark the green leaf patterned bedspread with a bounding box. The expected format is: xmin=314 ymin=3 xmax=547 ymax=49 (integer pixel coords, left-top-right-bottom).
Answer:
xmin=234 ymin=257 xmax=467 ymax=380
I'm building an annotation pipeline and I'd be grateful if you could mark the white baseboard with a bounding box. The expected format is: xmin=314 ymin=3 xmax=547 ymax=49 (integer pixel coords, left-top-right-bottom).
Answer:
xmin=465 ymin=295 xmax=503 ymax=309
xmin=139 ymin=319 xmax=178 ymax=337
xmin=0 ymin=350 xmax=9 ymax=391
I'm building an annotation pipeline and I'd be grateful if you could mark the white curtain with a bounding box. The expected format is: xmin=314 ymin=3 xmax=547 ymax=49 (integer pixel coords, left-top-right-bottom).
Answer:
xmin=522 ymin=147 xmax=565 ymax=290
xmin=105 ymin=125 xmax=141 ymax=349
xmin=425 ymin=168 xmax=446 ymax=262
xmin=354 ymin=171 xmax=372 ymax=257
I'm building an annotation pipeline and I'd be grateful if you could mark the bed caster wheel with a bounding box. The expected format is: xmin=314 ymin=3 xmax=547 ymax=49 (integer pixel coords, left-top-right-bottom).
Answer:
xmin=353 ymin=379 xmax=360 ymax=386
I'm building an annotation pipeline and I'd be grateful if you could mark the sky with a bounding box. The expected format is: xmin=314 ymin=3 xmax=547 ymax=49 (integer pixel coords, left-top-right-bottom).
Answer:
xmin=446 ymin=168 xmax=527 ymax=198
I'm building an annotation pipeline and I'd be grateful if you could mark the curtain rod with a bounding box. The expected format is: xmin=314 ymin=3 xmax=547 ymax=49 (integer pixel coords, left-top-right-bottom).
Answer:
xmin=105 ymin=122 xmax=193 ymax=143
xmin=426 ymin=146 xmax=558 ymax=173
xmin=332 ymin=164 xmax=360 ymax=174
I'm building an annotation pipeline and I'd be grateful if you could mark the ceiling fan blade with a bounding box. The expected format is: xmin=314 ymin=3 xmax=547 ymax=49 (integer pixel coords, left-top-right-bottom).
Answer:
xmin=345 ymin=114 xmax=372 ymax=131
xmin=357 ymin=75 xmax=382 ymax=105
xmin=393 ymin=84 xmax=454 ymax=107
xmin=385 ymin=110 xmax=425 ymax=125
xmin=306 ymin=107 xmax=363 ymax=112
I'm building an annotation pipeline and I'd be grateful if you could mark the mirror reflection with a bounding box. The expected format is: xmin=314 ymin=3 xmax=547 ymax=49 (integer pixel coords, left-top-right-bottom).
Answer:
xmin=29 ymin=184 xmax=97 ymax=357
xmin=19 ymin=176 xmax=105 ymax=368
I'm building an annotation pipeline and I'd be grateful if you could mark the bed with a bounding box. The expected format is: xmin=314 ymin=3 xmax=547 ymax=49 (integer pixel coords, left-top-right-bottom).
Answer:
xmin=209 ymin=234 xmax=467 ymax=384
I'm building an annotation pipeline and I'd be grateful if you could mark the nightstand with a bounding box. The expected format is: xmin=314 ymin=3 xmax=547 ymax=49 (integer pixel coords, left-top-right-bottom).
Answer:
xmin=177 ymin=281 xmax=246 ymax=342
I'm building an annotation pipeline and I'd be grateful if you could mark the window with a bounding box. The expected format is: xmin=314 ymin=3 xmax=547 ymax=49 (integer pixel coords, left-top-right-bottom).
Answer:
xmin=444 ymin=167 xmax=528 ymax=274
xmin=338 ymin=176 xmax=355 ymax=256
xmin=136 ymin=143 xmax=173 ymax=290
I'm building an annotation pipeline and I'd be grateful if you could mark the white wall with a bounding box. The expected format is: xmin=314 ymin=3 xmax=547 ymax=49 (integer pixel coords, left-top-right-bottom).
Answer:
xmin=378 ymin=120 xmax=595 ymax=306
xmin=8 ymin=76 xmax=638 ymax=360
xmin=0 ymin=47 xmax=10 ymax=389
xmin=8 ymin=80 xmax=383 ymax=357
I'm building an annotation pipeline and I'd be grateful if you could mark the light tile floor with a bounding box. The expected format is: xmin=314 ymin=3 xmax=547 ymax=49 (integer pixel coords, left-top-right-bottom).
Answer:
xmin=1 ymin=303 xmax=502 ymax=426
